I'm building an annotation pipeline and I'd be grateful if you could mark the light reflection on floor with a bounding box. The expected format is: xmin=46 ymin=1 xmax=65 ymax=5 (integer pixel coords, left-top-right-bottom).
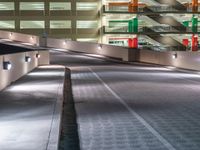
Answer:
xmin=0 ymin=65 xmax=64 ymax=150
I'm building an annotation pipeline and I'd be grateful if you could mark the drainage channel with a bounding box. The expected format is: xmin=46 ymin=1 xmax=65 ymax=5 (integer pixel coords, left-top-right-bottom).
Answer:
xmin=59 ymin=68 xmax=80 ymax=150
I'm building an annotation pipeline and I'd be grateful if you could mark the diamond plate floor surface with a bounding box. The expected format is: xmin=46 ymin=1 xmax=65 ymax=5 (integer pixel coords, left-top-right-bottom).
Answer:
xmin=0 ymin=66 xmax=64 ymax=150
xmin=51 ymin=51 xmax=200 ymax=150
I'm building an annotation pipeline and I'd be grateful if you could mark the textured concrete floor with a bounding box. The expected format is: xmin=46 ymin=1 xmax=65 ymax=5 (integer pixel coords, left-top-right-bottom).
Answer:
xmin=0 ymin=66 xmax=64 ymax=150
xmin=51 ymin=51 xmax=200 ymax=150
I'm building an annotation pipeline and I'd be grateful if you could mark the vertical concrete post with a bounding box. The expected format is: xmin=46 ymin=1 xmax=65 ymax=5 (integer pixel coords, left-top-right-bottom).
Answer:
xmin=45 ymin=0 xmax=49 ymax=35
xmin=15 ymin=1 xmax=20 ymax=32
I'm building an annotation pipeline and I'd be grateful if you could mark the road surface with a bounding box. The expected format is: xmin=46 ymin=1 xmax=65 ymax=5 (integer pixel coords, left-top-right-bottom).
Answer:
xmin=51 ymin=50 xmax=200 ymax=150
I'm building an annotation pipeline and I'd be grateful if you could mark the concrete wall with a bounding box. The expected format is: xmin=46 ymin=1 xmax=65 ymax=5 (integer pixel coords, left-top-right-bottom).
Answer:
xmin=46 ymin=37 xmax=200 ymax=71
xmin=2 ymin=30 xmax=200 ymax=71
xmin=0 ymin=30 xmax=39 ymax=45
xmin=47 ymin=38 xmax=136 ymax=61
xmin=0 ymin=50 xmax=49 ymax=91
xmin=139 ymin=49 xmax=200 ymax=70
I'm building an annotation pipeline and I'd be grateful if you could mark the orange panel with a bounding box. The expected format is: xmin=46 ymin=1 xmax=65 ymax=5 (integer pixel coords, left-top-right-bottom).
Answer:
xmin=192 ymin=0 xmax=198 ymax=6
xmin=108 ymin=3 xmax=129 ymax=7
xmin=108 ymin=2 xmax=146 ymax=7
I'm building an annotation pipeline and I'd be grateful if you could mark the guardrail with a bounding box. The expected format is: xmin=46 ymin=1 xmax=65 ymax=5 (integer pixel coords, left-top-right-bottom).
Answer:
xmin=0 ymin=30 xmax=39 ymax=45
xmin=103 ymin=5 xmax=200 ymax=13
xmin=46 ymin=38 xmax=137 ymax=61
xmin=139 ymin=49 xmax=200 ymax=71
xmin=103 ymin=26 xmax=200 ymax=33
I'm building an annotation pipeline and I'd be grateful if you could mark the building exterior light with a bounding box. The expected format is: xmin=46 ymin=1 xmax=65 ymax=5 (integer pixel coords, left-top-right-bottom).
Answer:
xmin=25 ymin=56 xmax=31 ymax=62
xmin=9 ymin=32 xmax=13 ymax=37
xmin=3 ymin=61 xmax=12 ymax=70
xmin=98 ymin=44 xmax=102 ymax=50
xmin=63 ymin=41 xmax=67 ymax=45
xmin=36 ymin=53 xmax=41 ymax=58
xmin=172 ymin=53 xmax=177 ymax=59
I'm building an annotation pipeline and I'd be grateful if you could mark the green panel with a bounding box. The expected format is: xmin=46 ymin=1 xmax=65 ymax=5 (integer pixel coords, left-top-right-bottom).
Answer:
xmin=133 ymin=18 xmax=138 ymax=33
xmin=182 ymin=21 xmax=189 ymax=27
xmin=109 ymin=18 xmax=138 ymax=33
xmin=128 ymin=20 xmax=133 ymax=32
xmin=192 ymin=17 xmax=198 ymax=32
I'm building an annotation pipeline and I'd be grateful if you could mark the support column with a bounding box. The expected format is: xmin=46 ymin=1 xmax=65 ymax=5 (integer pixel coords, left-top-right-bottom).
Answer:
xmin=192 ymin=35 xmax=198 ymax=51
xmin=44 ymin=0 xmax=49 ymax=36
xmin=133 ymin=18 xmax=138 ymax=33
xmin=128 ymin=38 xmax=133 ymax=48
xmin=128 ymin=37 xmax=138 ymax=48
xmin=15 ymin=1 xmax=20 ymax=32
xmin=133 ymin=37 xmax=138 ymax=48
xmin=128 ymin=20 xmax=133 ymax=33
xmin=128 ymin=18 xmax=138 ymax=33
xmin=192 ymin=16 xmax=198 ymax=32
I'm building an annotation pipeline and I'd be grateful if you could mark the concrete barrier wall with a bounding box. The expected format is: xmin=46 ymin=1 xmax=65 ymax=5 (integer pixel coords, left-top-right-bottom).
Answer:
xmin=140 ymin=49 xmax=200 ymax=70
xmin=2 ymin=30 xmax=200 ymax=71
xmin=39 ymin=51 xmax=50 ymax=65
xmin=47 ymin=38 xmax=135 ymax=61
xmin=0 ymin=30 xmax=39 ymax=45
xmin=46 ymin=38 xmax=200 ymax=70
xmin=0 ymin=50 xmax=49 ymax=91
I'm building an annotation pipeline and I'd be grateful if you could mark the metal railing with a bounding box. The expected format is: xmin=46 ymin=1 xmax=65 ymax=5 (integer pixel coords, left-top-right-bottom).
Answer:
xmin=139 ymin=45 xmax=188 ymax=51
xmin=103 ymin=26 xmax=200 ymax=33
xmin=104 ymin=5 xmax=200 ymax=13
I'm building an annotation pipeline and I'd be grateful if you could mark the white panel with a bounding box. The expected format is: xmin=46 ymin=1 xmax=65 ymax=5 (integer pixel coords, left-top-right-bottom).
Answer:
xmin=20 ymin=2 xmax=44 ymax=10
xmin=50 ymin=2 xmax=71 ymax=10
xmin=77 ymin=2 xmax=98 ymax=10
xmin=77 ymin=21 xmax=98 ymax=28
xmin=50 ymin=20 xmax=71 ymax=29
xmin=20 ymin=21 xmax=45 ymax=29
xmin=0 ymin=2 xmax=14 ymax=10
xmin=0 ymin=21 xmax=15 ymax=29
